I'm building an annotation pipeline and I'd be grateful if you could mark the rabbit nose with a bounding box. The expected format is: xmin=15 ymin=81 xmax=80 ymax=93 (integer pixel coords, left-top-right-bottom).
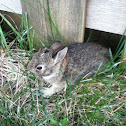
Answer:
xmin=36 ymin=66 xmax=42 ymax=70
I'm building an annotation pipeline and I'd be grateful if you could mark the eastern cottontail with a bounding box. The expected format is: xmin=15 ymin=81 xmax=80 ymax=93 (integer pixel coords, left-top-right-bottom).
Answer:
xmin=27 ymin=41 xmax=110 ymax=98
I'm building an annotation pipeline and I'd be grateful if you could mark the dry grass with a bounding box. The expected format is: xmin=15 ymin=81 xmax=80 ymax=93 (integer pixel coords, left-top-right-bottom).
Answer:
xmin=0 ymin=49 xmax=126 ymax=126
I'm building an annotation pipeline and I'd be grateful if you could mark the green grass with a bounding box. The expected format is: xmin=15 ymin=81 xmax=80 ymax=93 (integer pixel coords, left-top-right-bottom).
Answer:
xmin=0 ymin=3 xmax=126 ymax=126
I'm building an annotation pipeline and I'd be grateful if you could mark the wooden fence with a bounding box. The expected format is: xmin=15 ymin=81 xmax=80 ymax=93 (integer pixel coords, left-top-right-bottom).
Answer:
xmin=21 ymin=0 xmax=87 ymax=45
xmin=1 ymin=0 xmax=126 ymax=45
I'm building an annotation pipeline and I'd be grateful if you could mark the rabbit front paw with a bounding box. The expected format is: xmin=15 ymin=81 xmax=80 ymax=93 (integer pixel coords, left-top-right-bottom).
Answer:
xmin=41 ymin=83 xmax=67 ymax=98
xmin=41 ymin=86 xmax=56 ymax=98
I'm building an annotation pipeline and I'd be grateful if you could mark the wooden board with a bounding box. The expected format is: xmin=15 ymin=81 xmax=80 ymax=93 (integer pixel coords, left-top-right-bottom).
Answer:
xmin=86 ymin=0 xmax=126 ymax=35
xmin=0 ymin=0 xmax=22 ymax=14
xmin=1 ymin=0 xmax=126 ymax=36
xmin=0 ymin=11 xmax=21 ymax=31
xmin=21 ymin=0 xmax=87 ymax=44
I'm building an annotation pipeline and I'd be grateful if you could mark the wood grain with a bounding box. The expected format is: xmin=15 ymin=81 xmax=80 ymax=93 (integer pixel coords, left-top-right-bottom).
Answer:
xmin=1 ymin=0 xmax=126 ymax=36
xmin=0 ymin=0 xmax=22 ymax=14
xmin=86 ymin=0 xmax=126 ymax=35
xmin=21 ymin=0 xmax=87 ymax=44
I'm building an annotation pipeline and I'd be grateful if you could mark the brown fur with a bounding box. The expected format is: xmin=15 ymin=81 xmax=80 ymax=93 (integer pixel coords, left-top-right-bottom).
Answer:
xmin=27 ymin=41 xmax=110 ymax=98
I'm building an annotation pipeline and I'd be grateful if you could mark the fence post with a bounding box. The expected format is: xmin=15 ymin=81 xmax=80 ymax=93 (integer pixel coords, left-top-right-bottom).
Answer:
xmin=21 ymin=0 xmax=87 ymax=47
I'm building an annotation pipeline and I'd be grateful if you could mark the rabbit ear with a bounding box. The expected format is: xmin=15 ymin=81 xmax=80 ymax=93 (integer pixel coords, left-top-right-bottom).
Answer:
xmin=50 ymin=41 xmax=64 ymax=52
xmin=54 ymin=47 xmax=68 ymax=64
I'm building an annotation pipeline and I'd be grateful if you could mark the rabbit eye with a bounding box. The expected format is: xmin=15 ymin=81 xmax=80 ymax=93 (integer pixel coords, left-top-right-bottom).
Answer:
xmin=36 ymin=66 xmax=42 ymax=70
xmin=44 ymin=49 xmax=50 ymax=53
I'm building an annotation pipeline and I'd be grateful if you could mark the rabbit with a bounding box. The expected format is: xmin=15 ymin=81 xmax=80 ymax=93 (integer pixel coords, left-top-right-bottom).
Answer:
xmin=27 ymin=41 xmax=110 ymax=98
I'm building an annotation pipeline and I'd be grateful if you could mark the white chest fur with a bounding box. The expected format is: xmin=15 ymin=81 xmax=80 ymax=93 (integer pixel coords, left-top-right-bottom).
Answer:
xmin=42 ymin=72 xmax=60 ymax=84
